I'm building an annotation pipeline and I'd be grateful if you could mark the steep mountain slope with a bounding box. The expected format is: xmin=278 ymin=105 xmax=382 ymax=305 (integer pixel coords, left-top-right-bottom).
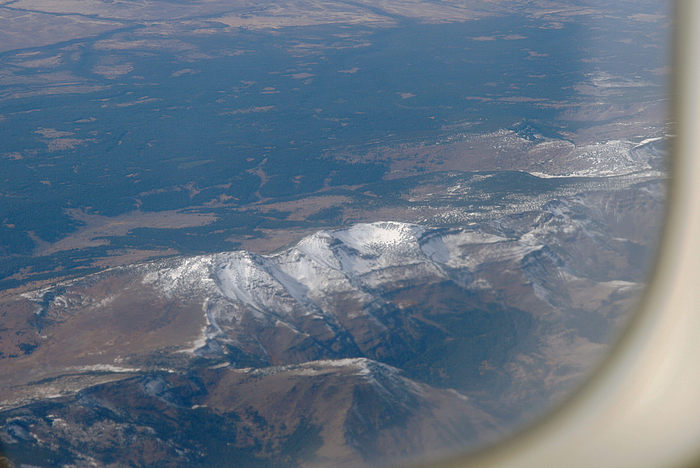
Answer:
xmin=0 ymin=359 xmax=500 ymax=467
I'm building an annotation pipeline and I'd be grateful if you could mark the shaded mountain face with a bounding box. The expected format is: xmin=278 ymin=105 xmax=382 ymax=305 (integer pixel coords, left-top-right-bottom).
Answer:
xmin=0 ymin=360 xmax=500 ymax=468
xmin=0 ymin=161 xmax=664 ymax=465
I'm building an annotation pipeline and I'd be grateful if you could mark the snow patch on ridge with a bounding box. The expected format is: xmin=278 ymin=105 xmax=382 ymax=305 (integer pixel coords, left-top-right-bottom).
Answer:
xmin=333 ymin=221 xmax=424 ymax=255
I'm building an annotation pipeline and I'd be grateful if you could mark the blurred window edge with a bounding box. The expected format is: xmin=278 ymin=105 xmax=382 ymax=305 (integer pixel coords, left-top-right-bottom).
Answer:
xmin=425 ymin=1 xmax=700 ymax=467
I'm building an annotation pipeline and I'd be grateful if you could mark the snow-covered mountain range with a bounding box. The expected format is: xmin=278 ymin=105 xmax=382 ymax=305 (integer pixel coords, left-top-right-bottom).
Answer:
xmin=0 ymin=160 xmax=665 ymax=467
